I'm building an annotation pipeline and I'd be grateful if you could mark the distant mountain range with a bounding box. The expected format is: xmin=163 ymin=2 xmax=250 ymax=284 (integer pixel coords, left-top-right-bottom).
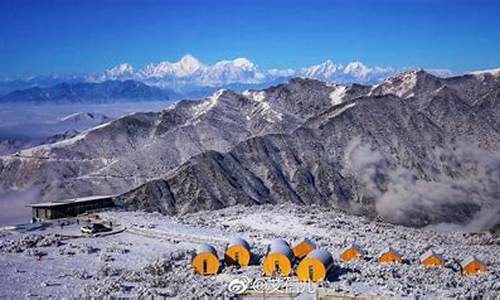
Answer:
xmin=91 ymin=55 xmax=402 ymax=89
xmin=0 ymin=55 xmax=460 ymax=102
xmin=91 ymin=55 xmax=460 ymax=89
xmin=1 ymin=69 xmax=499 ymax=229
xmin=0 ymin=80 xmax=177 ymax=103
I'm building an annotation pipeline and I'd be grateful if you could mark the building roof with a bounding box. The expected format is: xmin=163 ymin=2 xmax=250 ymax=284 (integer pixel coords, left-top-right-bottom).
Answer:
xmin=419 ymin=249 xmax=444 ymax=262
xmin=26 ymin=195 xmax=116 ymax=208
xmin=461 ymin=255 xmax=484 ymax=268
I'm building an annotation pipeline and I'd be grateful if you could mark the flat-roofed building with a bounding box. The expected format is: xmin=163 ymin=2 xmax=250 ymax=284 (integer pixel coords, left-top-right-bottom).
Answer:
xmin=27 ymin=195 xmax=115 ymax=222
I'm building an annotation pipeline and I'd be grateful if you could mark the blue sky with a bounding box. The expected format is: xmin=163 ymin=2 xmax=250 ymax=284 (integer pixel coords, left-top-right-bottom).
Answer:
xmin=1 ymin=0 xmax=500 ymax=78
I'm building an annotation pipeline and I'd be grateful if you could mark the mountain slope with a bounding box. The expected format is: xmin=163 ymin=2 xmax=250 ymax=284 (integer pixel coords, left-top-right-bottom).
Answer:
xmin=0 ymin=79 xmax=350 ymax=201
xmin=117 ymin=71 xmax=500 ymax=229
xmin=1 ymin=70 xmax=499 ymax=228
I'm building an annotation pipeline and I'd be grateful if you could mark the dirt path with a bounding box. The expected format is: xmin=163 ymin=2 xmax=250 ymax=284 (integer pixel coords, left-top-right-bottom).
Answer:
xmin=125 ymin=226 xmax=227 ymax=247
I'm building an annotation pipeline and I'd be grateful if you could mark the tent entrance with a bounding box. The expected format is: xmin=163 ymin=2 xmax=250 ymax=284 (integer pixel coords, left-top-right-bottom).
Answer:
xmin=308 ymin=265 xmax=314 ymax=280
xmin=203 ymin=260 xmax=208 ymax=274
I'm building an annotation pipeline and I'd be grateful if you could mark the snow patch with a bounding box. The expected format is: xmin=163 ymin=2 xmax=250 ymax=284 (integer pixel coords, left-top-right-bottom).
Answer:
xmin=253 ymin=102 xmax=283 ymax=123
xmin=469 ymin=67 xmax=500 ymax=76
xmin=329 ymin=86 xmax=347 ymax=106
xmin=243 ymin=90 xmax=266 ymax=102
xmin=191 ymin=89 xmax=225 ymax=118
xmin=244 ymin=90 xmax=284 ymax=123
xmin=332 ymin=102 xmax=356 ymax=117
xmin=58 ymin=112 xmax=108 ymax=123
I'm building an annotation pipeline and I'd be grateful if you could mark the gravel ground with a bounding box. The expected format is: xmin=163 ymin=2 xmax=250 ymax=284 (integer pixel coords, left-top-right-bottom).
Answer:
xmin=0 ymin=205 xmax=499 ymax=298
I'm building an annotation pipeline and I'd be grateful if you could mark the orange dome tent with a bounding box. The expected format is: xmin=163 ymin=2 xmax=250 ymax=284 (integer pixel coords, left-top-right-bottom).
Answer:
xmin=297 ymin=249 xmax=334 ymax=282
xmin=192 ymin=244 xmax=220 ymax=275
xmin=377 ymin=247 xmax=402 ymax=264
xmin=461 ymin=256 xmax=488 ymax=276
xmin=262 ymin=239 xmax=294 ymax=277
xmin=419 ymin=249 xmax=444 ymax=268
xmin=225 ymin=237 xmax=251 ymax=267
xmin=339 ymin=243 xmax=365 ymax=262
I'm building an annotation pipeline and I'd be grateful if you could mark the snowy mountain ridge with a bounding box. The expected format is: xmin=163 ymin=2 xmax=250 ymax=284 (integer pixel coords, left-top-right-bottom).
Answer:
xmin=3 ymin=55 xmax=499 ymax=100
xmin=91 ymin=54 xmax=406 ymax=89
xmin=1 ymin=70 xmax=499 ymax=230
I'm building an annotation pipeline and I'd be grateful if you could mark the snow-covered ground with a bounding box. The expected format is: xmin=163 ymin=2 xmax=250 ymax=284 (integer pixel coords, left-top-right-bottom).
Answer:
xmin=0 ymin=205 xmax=499 ymax=298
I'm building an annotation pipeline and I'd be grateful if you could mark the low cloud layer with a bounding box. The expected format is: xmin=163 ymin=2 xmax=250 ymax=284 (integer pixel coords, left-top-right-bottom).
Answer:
xmin=0 ymin=187 xmax=40 ymax=227
xmin=345 ymin=138 xmax=500 ymax=231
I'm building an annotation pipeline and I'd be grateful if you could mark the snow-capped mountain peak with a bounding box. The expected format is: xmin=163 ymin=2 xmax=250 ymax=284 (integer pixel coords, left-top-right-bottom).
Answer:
xmin=98 ymin=63 xmax=134 ymax=80
xmin=212 ymin=57 xmax=257 ymax=70
xmin=142 ymin=54 xmax=204 ymax=78
xmin=202 ymin=57 xmax=266 ymax=85
xmin=106 ymin=63 xmax=134 ymax=76
xmin=369 ymin=69 xmax=444 ymax=99
xmin=84 ymin=54 xmax=446 ymax=91
xmin=177 ymin=54 xmax=203 ymax=73
xmin=301 ymin=60 xmax=341 ymax=79
xmin=94 ymin=55 xmax=404 ymax=89
xmin=232 ymin=57 xmax=255 ymax=68
xmin=344 ymin=61 xmax=370 ymax=78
